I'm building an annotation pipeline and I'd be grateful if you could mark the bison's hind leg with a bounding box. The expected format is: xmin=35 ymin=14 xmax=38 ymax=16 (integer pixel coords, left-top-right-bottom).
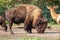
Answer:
xmin=1 ymin=23 xmax=7 ymax=32
xmin=8 ymin=20 xmax=14 ymax=34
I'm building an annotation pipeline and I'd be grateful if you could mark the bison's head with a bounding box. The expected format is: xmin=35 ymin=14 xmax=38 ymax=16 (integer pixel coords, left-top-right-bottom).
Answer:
xmin=35 ymin=18 xmax=48 ymax=33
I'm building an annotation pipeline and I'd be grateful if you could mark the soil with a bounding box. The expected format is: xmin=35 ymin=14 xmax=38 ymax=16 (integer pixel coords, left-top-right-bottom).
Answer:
xmin=0 ymin=24 xmax=60 ymax=40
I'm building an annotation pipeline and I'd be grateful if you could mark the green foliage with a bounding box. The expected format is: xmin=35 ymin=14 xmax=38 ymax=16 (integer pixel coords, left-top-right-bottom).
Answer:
xmin=0 ymin=0 xmax=60 ymax=24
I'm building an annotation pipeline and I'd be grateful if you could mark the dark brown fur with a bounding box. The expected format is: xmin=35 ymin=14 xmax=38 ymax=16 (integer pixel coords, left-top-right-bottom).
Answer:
xmin=36 ymin=18 xmax=48 ymax=33
xmin=0 ymin=16 xmax=7 ymax=31
xmin=5 ymin=4 xmax=45 ymax=34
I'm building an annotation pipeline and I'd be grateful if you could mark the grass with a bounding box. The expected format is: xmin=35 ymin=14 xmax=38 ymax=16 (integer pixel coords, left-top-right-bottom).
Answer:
xmin=48 ymin=23 xmax=60 ymax=28
xmin=0 ymin=37 xmax=59 ymax=40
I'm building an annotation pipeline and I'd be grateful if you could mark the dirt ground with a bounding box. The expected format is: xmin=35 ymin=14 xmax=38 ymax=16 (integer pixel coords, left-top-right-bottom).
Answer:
xmin=0 ymin=24 xmax=60 ymax=40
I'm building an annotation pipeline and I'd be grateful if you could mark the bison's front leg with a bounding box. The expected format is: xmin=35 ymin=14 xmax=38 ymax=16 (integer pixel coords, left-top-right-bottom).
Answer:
xmin=24 ymin=24 xmax=32 ymax=33
xmin=24 ymin=15 xmax=32 ymax=33
xmin=24 ymin=23 xmax=32 ymax=33
xmin=9 ymin=21 xmax=14 ymax=34
xmin=27 ymin=23 xmax=32 ymax=33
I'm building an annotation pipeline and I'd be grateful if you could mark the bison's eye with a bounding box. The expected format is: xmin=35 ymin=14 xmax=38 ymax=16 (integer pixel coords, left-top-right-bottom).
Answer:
xmin=37 ymin=21 xmax=40 ymax=26
xmin=37 ymin=21 xmax=39 ymax=24
xmin=37 ymin=21 xmax=44 ymax=25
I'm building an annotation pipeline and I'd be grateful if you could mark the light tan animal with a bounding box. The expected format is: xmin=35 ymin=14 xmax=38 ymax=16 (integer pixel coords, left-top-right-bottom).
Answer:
xmin=47 ymin=6 xmax=60 ymax=24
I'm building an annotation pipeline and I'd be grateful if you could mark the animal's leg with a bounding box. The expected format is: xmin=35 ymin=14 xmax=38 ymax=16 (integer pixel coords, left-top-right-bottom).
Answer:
xmin=24 ymin=22 xmax=32 ymax=33
xmin=27 ymin=21 xmax=32 ymax=33
xmin=9 ymin=21 xmax=14 ymax=34
xmin=27 ymin=25 xmax=32 ymax=33
xmin=56 ymin=16 xmax=60 ymax=24
xmin=24 ymin=14 xmax=29 ymax=31
xmin=24 ymin=23 xmax=32 ymax=33
xmin=1 ymin=23 xmax=7 ymax=32
xmin=24 ymin=18 xmax=30 ymax=32
xmin=32 ymin=16 xmax=38 ymax=27
xmin=57 ymin=21 xmax=60 ymax=24
xmin=24 ymin=14 xmax=32 ymax=33
xmin=56 ymin=19 xmax=59 ymax=24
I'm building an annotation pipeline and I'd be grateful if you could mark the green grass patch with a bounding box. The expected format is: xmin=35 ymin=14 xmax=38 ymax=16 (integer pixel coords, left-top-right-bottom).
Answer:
xmin=0 ymin=37 xmax=42 ymax=40
xmin=48 ymin=23 xmax=60 ymax=28
xmin=0 ymin=37 xmax=59 ymax=40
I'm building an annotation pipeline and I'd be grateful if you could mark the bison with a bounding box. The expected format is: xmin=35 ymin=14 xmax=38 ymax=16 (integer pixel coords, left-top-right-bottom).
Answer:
xmin=5 ymin=4 xmax=47 ymax=34
xmin=0 ymin=16 xmax=7 ymax=31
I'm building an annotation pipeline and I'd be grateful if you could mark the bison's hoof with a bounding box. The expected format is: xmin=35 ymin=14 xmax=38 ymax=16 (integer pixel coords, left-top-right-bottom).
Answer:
xmin=38 ymin=32 xmax=44 ymax=34
xmin=24 ymin=28 xmax=27 ymax=31
xmin=27 ymin=30 xmax=32 ymax=34
xmin=11 ymin=32 xmax=14 ymax=34
xmin=28 ymin=31 xmax=32 ymax=34
xmin=37 ymin=31 xmax=44 ymax=34
xmin=4 ymin=30 xmax=7 ymax=32
xmin=10 ymin=31 xmax=14 ymax=34
xmin=3 ymin=30 xmax=7 ymax=32
xmin=5 ymin=29 xmax=7 ymax=32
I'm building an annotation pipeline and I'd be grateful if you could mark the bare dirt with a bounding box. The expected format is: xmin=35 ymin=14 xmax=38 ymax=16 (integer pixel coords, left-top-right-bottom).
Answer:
xmin=0 ymin=24 xmax=60 ymax=40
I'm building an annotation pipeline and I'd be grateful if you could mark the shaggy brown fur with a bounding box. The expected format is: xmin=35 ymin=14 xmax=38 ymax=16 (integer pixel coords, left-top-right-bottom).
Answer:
xmin=0 ymin=16 xmax=7 ymax=31
xmin=36 ymin=18 xmax=48 ymax=33
xmin=5 ymin=4 xmax=44 ymax=34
